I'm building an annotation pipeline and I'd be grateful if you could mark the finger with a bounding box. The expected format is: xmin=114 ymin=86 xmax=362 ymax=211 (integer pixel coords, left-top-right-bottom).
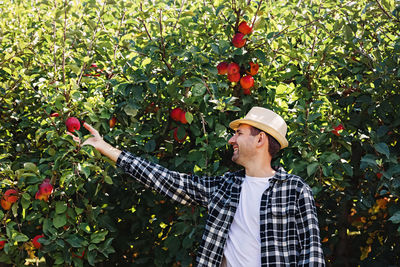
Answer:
xmin=66 ymin=132 xmax=80 ymax=143
xmin=83 ymin=122 xmax=100 ymax=136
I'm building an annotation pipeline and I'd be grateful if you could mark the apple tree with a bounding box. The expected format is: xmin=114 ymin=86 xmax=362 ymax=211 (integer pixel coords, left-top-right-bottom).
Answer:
xmin=0 ymin=0 xmax=399 ymax=266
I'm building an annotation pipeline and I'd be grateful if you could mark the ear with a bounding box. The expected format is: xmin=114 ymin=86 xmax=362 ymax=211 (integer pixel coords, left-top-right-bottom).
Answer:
xmin=255 ymin=132 xmax=267 ymax=148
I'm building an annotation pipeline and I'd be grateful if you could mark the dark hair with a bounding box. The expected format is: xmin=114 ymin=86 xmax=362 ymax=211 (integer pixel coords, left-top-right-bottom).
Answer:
xmin=249 ymin=126 xmax=281 ymax=157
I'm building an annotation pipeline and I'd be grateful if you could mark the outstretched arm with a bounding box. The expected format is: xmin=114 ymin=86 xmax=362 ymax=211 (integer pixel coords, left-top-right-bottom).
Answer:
xmin=68 ymin=122 xmax=122 ymax=162
xmin=68 ymin=123 xmax=223 ymax=207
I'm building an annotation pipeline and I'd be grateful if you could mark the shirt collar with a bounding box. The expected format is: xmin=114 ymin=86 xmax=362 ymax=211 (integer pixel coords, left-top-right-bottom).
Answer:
xmin=234 ymin=166 xmax=288 ymax=182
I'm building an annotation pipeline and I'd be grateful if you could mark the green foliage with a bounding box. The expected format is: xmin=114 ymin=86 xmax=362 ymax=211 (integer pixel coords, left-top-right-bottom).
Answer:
xmin=0 ymin=0 xmax=399 ymax=266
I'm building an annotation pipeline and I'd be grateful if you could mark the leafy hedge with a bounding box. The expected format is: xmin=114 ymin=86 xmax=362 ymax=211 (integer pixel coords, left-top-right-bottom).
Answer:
xmin=0 ymin=0 xmax=399 ymax=266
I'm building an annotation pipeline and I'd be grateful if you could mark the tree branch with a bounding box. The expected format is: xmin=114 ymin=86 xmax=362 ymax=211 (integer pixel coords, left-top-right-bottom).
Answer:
xmin=173 ymin=0 xmax=186 ymax=31
xmin=53 ymin=0 xmax=58 ymax=80
xmin=251 ymin=0 xmax=263 ymax=28
xmin=159 ymin=9 xmax=173 ymax=72
xmin=77 ymin=0 xmax=107 ymax=87
xmin=62 ymin=0 xmax=68 ymax=85
xmin=374 ymin=0 xmax=399 ymax=22
xmin=139 ymin=3 xmax=153 ymax=41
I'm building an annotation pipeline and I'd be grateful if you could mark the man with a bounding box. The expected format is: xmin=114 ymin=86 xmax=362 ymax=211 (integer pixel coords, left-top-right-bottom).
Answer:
xmin=71 ymin=107 xmax=325 ymax=266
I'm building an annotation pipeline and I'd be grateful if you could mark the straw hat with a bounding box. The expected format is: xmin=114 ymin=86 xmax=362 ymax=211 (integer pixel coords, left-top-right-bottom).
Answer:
xmin=229 ymin=107 xmax=288 ymax=149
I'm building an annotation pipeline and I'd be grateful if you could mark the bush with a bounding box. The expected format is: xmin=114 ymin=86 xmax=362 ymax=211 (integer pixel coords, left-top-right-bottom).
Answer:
xmin=0 ymin=0 xmax=399 ymax=265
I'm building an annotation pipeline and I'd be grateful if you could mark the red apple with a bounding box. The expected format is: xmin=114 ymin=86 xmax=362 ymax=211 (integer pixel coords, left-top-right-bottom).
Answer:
xmin=331 ymin=124 xmax=344 ymax=136
xmin=3 ymin=189 xmax=18 ymax=203
xmin=227 ymin=63 xmax=240 ymax=75
xmin=90 ymin=63 xmax=98 ymax=68
xmin=39 ymin=179 xmax=53 ymax=196
xmin=65 ymin=117 xmax=81 ymax=132
xmin=35 ymin=191 xmax=49 ymax=202
xmin=32 ymin=234 xmax=44 ymax=249
xmin=232 ymin=33 xmax=246 ymax=48
xmin=109 ymin=116 xmax=116 ymax=128
xmin=240 ymin=75 xmax=254 ymax=89
xmin=377 ymin=173 xmax=383 ymax=179
xmin=1 ymin=198 xmax=11 ymax=211
xmin=238 ymin=21 xmax=252 ymax=35
xmin=72 ymin=249 xmax=85 ymax=259
xmin=170 ymin=108 xmax=185 ymax=122
xmin=173 ymin=128 xmax=187 ymax=143
xmin=227 ymin=72 xmax=241 ymax=83
xmin=242 ymin=88 xmax=251 ymax=95
xmin=0 ymin=240 xmax=6 ymax=250
xmin=180 ymin=112 xmax=188 ymax=124
xmin=217 ymin=62 xmax=229 ymax=75
xmin=247 ymin=62 xmax=259 ymax=76
xmin=50 ymin=112 xmax=59 ymax=117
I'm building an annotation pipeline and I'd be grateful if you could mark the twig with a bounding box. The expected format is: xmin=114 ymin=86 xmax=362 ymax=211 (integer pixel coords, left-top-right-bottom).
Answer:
xmin=53 ymin=0 xmax=58 ymax=79
xmin=0 ymin=52 xmax=25 ymax=67
xmin=374 ymin=0 xmax=399 ymax=22
xmin=252 ymin=26 xmax=289 ymax=49
xmin=251 ymin=0 xmax=264 ymax=28
xmin=200 ymin=113 xmax=209 ymax=168
xmin=173 ymin=0 xmax=186 ymax=31
xmin=77 ymin=0 xmax=107 ymax=86
xmin=62 ymin=0 xmax=67 ymax=85
xmin=201 ymin=77 xmax=213 ymax=96
xmin=9 ymin=77 xmax=23 ymax=92
xmin=234 ymin=7 xmax=241 ymax=30
xmin=114 ymin=11 xmax=126 ymax=62
xmin=159 ymin=9 xmax=173 ymax=72
xmin=253 ymin=6 xmax=342 ymax=50
xmin=305 ymin=2 xmax=322 ymax=91
xmin=139 ymin=3 xmax=153 ymax=41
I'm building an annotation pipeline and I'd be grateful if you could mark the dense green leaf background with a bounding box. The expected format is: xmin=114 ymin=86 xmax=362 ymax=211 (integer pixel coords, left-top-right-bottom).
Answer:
xmin=0 ymin=0 xmax=399 ymax=266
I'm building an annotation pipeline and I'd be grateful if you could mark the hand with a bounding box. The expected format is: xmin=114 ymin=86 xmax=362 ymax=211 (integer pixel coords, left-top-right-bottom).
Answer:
xmin=67 ymin=122 xmax=104 ymax=149
xmin=67 ymin=122 xmax=121 ymax=162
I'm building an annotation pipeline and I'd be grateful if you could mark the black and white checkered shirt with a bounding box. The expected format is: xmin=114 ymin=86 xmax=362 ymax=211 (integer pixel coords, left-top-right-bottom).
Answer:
xmin=117 ymin=151 xmax=325 ymax=267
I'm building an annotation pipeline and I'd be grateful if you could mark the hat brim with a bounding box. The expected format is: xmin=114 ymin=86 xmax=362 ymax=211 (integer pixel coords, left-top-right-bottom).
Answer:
xmin=229 ymin=119 xmax=288 ymax=149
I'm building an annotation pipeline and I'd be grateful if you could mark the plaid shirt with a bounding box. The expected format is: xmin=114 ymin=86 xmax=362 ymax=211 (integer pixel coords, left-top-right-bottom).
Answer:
xmin=117 ymin=151 xmax=325 ymax=267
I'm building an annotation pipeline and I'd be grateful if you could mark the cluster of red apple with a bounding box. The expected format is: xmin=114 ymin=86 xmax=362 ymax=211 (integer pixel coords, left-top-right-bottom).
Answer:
xmin=170 ymin=107 xmax=188 ymax=124
xmin=32 ymin=234 xmax=44 ymax=249
xmin=331 ymin=124 xmax=344 ymax=136
xmin=65 ymin=115 xmax=117 ymax=131
xmin=170 ymin=107 xmax=188 ymax=143
xmin=34 ymin=179 xmax=54 ymax=202
xmin=0 ymin=230 xmax=46 ymax=251
xmin=0 ymin=234 xmax=46 ymax=251
xmin=0 ymin=239 xmax=6 ymax=250
xmin=83 ymin=63 xmax=104 ymax=77
xmin=1 ymin=189 xmax=19 ymax=211
xmin=217 ymin=21 xmax=259 ymax=95
xmin=0 ymin=187 xmax=48 ymax=250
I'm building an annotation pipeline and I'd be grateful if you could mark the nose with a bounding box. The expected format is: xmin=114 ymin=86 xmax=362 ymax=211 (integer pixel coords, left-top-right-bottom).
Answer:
xmin=228 ymin=134 xmax=236 ymax=145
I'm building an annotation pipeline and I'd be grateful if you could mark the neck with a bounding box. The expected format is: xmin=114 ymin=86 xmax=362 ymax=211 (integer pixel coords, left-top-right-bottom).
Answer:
xmin=243 ymin=156 xmax=275 ymax=177
xmin=245 ymin=166 xmax=275 ymax=177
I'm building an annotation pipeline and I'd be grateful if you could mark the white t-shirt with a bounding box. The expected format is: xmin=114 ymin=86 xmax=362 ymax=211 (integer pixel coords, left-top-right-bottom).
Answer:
xmin=222 ymin=175 xmax=272 ymax=267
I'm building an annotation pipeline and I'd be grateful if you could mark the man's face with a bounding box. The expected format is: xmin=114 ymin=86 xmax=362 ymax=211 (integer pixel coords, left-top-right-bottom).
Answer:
xmin=228 ymin=124 xmax=258 ymax=166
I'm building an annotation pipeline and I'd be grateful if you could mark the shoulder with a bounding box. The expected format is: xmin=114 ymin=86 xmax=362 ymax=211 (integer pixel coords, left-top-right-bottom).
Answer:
xmin=274 ymin=167 xmax=313 ymax=194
